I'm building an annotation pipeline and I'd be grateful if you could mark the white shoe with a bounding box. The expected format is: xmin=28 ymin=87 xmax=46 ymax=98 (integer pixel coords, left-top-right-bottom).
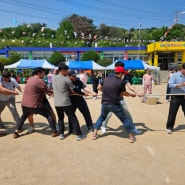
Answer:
xmin=166 ymin=129 xmax=172 ymax=134
xmin=59 ymin=134 xmax=65 ymax=139
xmin=27 ymin=126 xmax=35 ymax=134
xmin=165 ymin=100 xmax=170 ymax=103
xmin=76 ymin=135 xmax=87 ymax=141
xmin=101 ymin=126 xmax=106 ymax=134
xmin=93 ymin=97 xmax=96 ymax=100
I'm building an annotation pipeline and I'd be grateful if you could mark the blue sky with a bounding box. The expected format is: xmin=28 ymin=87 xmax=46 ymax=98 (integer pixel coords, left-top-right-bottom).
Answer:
xmin=0 ymin=0 xmax=185 ymax=30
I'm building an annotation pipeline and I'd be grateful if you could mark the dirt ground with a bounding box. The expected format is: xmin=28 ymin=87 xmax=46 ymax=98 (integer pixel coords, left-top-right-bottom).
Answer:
xmin=0 ymin=83 xmax=185 ymax=185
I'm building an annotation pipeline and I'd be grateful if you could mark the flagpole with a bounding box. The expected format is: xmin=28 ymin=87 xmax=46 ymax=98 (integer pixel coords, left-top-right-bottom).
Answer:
xmin=138 ymin=20 xmax=141 ymax=59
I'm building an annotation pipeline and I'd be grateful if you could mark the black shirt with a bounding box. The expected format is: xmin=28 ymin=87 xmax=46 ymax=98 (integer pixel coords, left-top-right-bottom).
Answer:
xmin=101 ymin=75 xmax=126 ymax=105
xmin=70 ymin=79 xmax=86 ymax=104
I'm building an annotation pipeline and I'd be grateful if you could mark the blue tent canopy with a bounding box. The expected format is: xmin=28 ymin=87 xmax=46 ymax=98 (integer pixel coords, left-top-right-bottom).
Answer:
xmin=67 ymin=60 xmax=105 ymax=70
xmin=118 ymin=60 xmax=144 ymax=70
xmin=106 ymin=60 xmax=144 ymax=70
xmin=4 ymin=59 xmax=57 ymax=69
xmin=67 ymin=60 xmax=92 ymax=70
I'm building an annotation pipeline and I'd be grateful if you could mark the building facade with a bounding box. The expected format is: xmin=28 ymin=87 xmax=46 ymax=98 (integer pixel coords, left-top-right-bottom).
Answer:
xmin=147 ymin=41 xmax=185 ymax=70
xmin=1 ymin=42 xmax=185 ymax=70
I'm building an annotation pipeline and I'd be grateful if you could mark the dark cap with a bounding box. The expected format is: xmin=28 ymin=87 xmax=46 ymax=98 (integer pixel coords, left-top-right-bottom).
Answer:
xmin=68 ymin=70 xmax=76 ymax=77
xmin=115 ymin=66 xmax=128 ymax=74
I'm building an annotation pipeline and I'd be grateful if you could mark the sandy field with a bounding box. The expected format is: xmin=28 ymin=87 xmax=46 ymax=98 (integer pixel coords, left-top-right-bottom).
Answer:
xmin=0 ymin=83 xmax=185 ymax=185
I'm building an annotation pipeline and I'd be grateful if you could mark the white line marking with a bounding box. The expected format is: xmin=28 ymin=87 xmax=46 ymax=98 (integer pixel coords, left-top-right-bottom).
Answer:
xmin=165 ymin=178 xmax=170 ymax=183
xmin=146 ymin=146 xmax=155 ymax=157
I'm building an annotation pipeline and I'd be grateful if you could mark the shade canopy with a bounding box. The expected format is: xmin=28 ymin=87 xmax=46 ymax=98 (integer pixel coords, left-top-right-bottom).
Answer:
xmin=66 ymin=60 xmax=105 ymax=70
xmin=106 ymin=60 xmax=144 ymax=70
xmin=106 ymin=60 xmax=160 ymax=71
xmin=4 ymin=59 xmax=57 ymax=69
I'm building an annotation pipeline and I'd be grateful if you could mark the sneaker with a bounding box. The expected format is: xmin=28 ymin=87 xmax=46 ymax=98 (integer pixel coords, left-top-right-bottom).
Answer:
xmin=132 ymin=128 xmax=141 ymax=135
xmin=93 ymin=97 xmax=97 ymax=100
xmin=76 ymin=135 xmax=87 ymax=141
xmin=101 ymin=126 xmax=106 ymax=134
xmin=27 ymin=126 xmax=35 ymax=134
xmin=13 ymin=132 xmax=19 ymax=138
xmin=52 ymin=131 xmax=59 ymax=137
xmin=167 ymin=129 xmax=172 ymax=134
xmin=59 ymin=134 xmax=65 ymax=139
xmin=165 ymin=100 xmax=170 ymax=103
xmin=88 ymin=127 xmax=94 ymax=133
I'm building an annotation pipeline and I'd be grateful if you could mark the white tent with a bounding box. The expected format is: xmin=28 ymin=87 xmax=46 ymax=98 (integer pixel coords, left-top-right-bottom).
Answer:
xmin=4 ymin=59 xmax=57 ymax=69
xmin=142 ymin=61 xmax=160 ymax=71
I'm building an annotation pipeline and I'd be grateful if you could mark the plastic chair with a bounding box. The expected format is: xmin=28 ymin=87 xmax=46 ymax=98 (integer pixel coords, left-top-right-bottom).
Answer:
xmin=20 ymin=77 xmax=26 ymax=84
xmin=132 ymin=77 xmax=139 ymax=85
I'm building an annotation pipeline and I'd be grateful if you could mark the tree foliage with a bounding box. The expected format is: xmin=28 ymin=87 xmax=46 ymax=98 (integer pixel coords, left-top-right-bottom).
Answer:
xmin=97 ymin=58 xmax=112 ymax=67
xmin=63 ymin=14 xmax=97 ymax=38
xmin=8 ymin=51 xmax=22 ymax=64
xmin=49 ymin=51 xmax=65 ymax=66
xmin=0 ymin=14 xmax=185 ymax=49
xmin=81 ymin=50 xmax=100 ymax=62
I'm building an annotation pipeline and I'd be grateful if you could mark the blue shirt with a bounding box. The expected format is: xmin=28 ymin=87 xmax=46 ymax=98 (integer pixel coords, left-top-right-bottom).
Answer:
xmin=169 ymin=71 xmax=185 ymax=94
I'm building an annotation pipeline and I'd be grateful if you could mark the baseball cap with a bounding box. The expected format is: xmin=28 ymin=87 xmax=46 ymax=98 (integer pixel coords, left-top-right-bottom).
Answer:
xmin=115 ymin=66 xmax=128 ymax=74
xmin=68 ymin=70 xmax=76 ymax=77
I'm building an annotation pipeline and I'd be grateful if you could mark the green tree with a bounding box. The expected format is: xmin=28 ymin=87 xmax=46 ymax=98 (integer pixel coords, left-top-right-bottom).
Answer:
xmin=0 ymin=58 xmax=9 ymax=72
xmin=57 ymin=20 xmax=74 ymax=43
xmin=64 ymin=14 xmax=96 ymax=38
xmin=8 ymin=51 xmax=22 ymax=64
xmin=49 ymin=51 xmax=65 ymax=66
xmin=81 ymin=50 xmax=100 ymax=62
xmin=97 ymin=58 xmax=112 ymax=67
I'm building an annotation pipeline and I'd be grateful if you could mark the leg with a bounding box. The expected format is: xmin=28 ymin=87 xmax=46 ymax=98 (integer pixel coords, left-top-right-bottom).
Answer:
xmin=68 ymin=105 xmax=76 ymax=133
xmin=120 ymin=99 xmax=140 ymax=134
xmin=0 ymin=116 xmax=4 ymax=129
xmin=14 ymin=106 xmax=31 ymax=138
xmin=55 ymin=107 xmax=65 ymax=134
xmin=28 ymin=114 xmax=34 ymax=127
xmin=50 ymin=110 xmax=57 ymax=124
xmin=148 ymin=85 xmax=152 ymax=94
xmin=63 ymin=105 xmax=82 ymax=136
xmin=92 ymin=84 xmax=98 ymax=99
xmin=101 ymin=112 xmax=112 ymax=128
xmin=110 ymin=104 xmax=133 ymax=133
xmin=93 ymin=104 xmax=110 ymax=138
xmin=43 ymin=101 xmax=57 ymax=124
xmin=6 ymin=97 xmax=20 ymax=124
xmin=111 ymin=104 xmax=135 ymax=142
xmin=27 ymin=113 xmax=35 ymax=134
xmin=143 ymin=85 xmax=147 ymax=94
xmin=76 ymin=101 xmax=94 ymax=130
xmin=36 ymin=107 xmax=57 ymax=136
xmin=0 ymin=101 xmax=6 ymax=128
xmin=166 ymin=96 xmax=181 ymax=132
xmin=181 ymin=99 xmax=185 ymax=116
xmin=101 ymin=112 xmax=112 ymax=133
xmin=166 ymin=84 xmax=171 ymax=101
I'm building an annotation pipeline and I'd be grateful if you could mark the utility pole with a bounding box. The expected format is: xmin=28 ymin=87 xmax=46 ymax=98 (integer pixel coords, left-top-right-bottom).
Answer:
xmin=138 ymin=19 xmax=141 ymax=59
